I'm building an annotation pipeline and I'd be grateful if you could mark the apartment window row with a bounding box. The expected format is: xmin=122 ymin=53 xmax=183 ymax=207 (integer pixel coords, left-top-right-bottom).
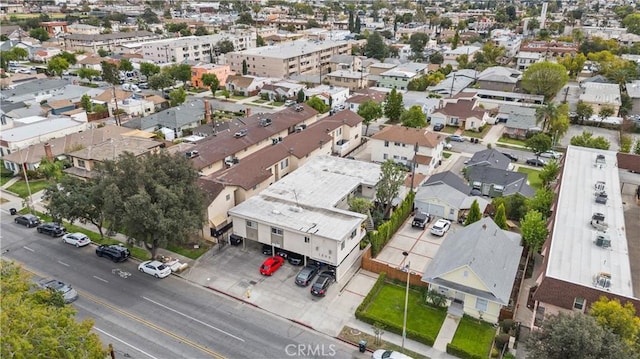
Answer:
xmin=271 ymin=227 xmax=283 ymax=236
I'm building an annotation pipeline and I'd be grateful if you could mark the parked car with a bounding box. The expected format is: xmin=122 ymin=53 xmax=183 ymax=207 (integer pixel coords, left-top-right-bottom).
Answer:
xmin=229 ymin=234 xmax=243 ymax=246
xmin=138 ymin=82 xmax=149 ymax=89
xmin=62 ymin=232 xmax=91 ymax=247
xmin=261 ymin=244 xmax=273 ymax=256
xmin=411 ymin=212 xmax=431 ymax=229
xmin=37 ymin=222 xmax=67 ymax=237
xmin=284 ymin=100 xmax=296 ymax=107
xmin=538 ymin=150 xmax=562 ymax=159
xmin=526 ymin=158 xmax=546 ymax=167
xmin=38 ymin=278 xmax=78 ymax=303
xmin=449 ymin=135 xmax=465 ymax=142
xmin=430 ymin=219 xmax=452 ymax=237
xmin=287 ymin=252 xmax=304 ymax=265
xmin=138 ymin=260 xmax=172 ymax=278
xmin=372 ymin=349 xmax=414 ymax=359
xmin=310 ymin=271 xmax=335 ymax=297
xmin=260 ymin=256 xmax=285 ymax=276
xmin=95 ymin=244 xmax=130 ymax=262
xmin=433 ymin=123 xmax=444 ymax=131
xmin=295 ymin=265 xmax=319 ymax=286
xmin=501 ymin=152 xmax=518 ymax=162
xmin=14 ymin=214 xmax=41 ymax=228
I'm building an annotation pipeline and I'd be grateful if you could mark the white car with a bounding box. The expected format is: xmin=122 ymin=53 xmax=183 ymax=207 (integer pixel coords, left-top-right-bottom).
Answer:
xmin=138 ymin=260 xmax=172 ymax=278
xmin=443 ymin=143 xmax=452 ymax=149
xmin=62 ymin=232 xmax=91 ymax=247
xmin=430 ymin=219 xmax=452 ymax=237
xmin=538 ymin=150 xmax=561 ymax=159
xmin=372 ymin=349 xmax=414 ymax=359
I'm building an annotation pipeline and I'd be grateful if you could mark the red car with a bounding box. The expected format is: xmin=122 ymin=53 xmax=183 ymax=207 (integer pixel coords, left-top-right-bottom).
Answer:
xmin=260 ymin=256 xmax=285 ymax=276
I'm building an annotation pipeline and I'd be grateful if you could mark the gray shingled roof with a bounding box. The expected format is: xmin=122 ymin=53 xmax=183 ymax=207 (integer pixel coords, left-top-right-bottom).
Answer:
xmin=123 ymin=100 xmax=205 ymax=130
xmin=415 ymin=183 xmax=468 ymax=209
xmin=424 ymin=171 xmax=471 ymax=194
xmin=466 ymin=166 xmax=535 ymax=197
xmin=467 ymin=149 xmax=511 ymax=170
xmin=0 ymin=79 xmax=71 ymax=101
xmin=422 ymin=217 xmax=523 ymax=305
xmin=499 ymin=104 xmax=537 ymax=130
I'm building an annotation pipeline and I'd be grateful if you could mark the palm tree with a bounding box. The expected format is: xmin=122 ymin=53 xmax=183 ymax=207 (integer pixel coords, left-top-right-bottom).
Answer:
xmin=535 ymin=102 xmax=559 ymax=132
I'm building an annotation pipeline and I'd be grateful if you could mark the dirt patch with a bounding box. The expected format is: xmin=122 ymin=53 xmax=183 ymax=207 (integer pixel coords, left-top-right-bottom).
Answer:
xmin=337 ymin=326 xmax=429 ymax=359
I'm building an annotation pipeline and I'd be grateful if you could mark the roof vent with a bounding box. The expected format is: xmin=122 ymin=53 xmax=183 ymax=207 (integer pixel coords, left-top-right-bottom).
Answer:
xmin=289 ymin=206 xmax=302 ymax=213
xmin=594 ymin=272 xmax=611 ymax=290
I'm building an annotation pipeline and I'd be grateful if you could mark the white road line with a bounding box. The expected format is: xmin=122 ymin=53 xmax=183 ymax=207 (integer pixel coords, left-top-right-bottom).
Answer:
xmin=58 ymin=260 xmax=70 ymax=267
xmin=93 ymin=276 xmax=109 ymax=283
xmin=142 ymin=296 xmax=245 ymax=342
xmin=93 ymin=327 xmax=160 ymax=359
xmin=23 ymin=246 xmax=34 ymax=252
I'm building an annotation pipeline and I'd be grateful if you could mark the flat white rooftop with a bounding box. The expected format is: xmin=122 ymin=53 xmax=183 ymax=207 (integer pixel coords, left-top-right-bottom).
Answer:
xmin=232 ymin=39 xmax=348 ymax=59
xmin=0 ymin=117 xmax=85 ymax=143
xmin=548 ymin=146 xmax=634 ymax=297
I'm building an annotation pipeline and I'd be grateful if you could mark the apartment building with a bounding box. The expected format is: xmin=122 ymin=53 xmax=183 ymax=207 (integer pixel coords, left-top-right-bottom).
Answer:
xmin=140 ymin=33 xmax=255 ymax=64
xmin=226 ymin=39 xmax=351 ymax=79
xmin=518 ymin=41 xmax=578 ymax=59
xmin=66 ymin=24 xmax=101 ymax=35
xmin=191 ymin=63 xmax=233 ymax=89
xmin=492 ymin=34 xmax=523 ymax=58
xmin=64 ymin=31 xmax=159 ymax=53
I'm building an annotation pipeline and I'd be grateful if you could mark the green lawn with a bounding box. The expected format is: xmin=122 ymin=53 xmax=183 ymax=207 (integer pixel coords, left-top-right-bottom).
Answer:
xmin=0 ymin=176 xmax=14 ymax=186
xmin=252 ymin=99 xmax=268 ymax=104
xmin=440 ymin=126 xmax=458 ymax=134
xmin=8 ymin=179 xmax=52 ymax=198
xmin=450 ymin=316 xmax=496 ymax=358
xmin=517 ymin=167 xmax=542 ymax=189
xmin=462 ymin=125 xmax=491 ymax=139
xmin=272 ymin=101 xmax=284 ymax=107
xmin=497 ymin=136 xmax=527 ymax=147
xmin=443 ymin=152 xmax=452 ymax=159
xmin=166 ymin=243 xmax=212 ymax=260
xmin=365 ymin=284 xmax=446 ymax=341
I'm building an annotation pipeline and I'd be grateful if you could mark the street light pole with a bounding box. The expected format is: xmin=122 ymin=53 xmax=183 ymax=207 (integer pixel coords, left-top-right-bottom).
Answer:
xmin=402 ymin=251 xmax=410 ymax=352
xmin=18 ymin=147 xmax=33 ymax=211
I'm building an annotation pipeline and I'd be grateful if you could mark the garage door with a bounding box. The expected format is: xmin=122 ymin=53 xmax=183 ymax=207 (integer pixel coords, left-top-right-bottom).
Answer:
xmin=416 ymin=203 xmax=445 ymax=218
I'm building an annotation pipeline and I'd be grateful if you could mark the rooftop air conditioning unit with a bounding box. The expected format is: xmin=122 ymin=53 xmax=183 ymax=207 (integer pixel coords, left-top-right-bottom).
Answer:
xmin=594 ymin=272 xmax=611 ymax=289
xmin=595 ymin=234 xmax=611 ymax=248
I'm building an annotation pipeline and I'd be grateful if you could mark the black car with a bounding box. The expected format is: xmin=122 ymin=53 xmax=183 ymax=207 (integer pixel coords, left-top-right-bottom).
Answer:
xmin=411 ymin=211 xmax=431 ymax=229
xmin=526 ymin=158 xmax=546 ymax=167
xmin=261 ymin=244 xmax=273 ymax=255
xmin=310 ymin=270 xmax=335 ymax=297
xmin=36 ymin=222 xmax=66 ymax=237
xmin=287 ymin=252 xmax=304 ymax=266
xmin=295 ymin=265 xmax=319 ymax=286
xmin=95 ymin=244 xmax=130 ymax=262
xmin=501 ymin=152 xmax=518 ymax=162
xmin=14 ymin=214 xmax=41 ymax=228
xmin=433 ymin=123 xmax=444 ymax=131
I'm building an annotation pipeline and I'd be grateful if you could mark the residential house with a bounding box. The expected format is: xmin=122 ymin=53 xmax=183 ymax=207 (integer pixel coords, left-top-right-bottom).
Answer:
xmin=121 ymin=99 xmax=207 ymax=139
xmin=259 ymin=81 xmax=306 ymax=102
xmin=403 ymin=92 xmax=440 ymax=120
xmin=77 ymin=56 xmax=106 ymax=71
xmin=93 ymin=88 xmax=139 ymax=117
xmin=465 ymin=149 xmax=512 ymax=171
xmin=65 ymin=136 xmax=162 ymax=179
xmin=625 ymin=80 xmax=640 ymax=116
xmin=43 ymin=99 xmax=76 ymax=115
xmin=492 ymin=34 xmax=523 ymax=58
xmin=498 ymin=104 xmax=538 ymax=139
xmin=378 ymin=68 xmax=418 ymax=91
xmin=530 ymin=146 xmax=640 ymax=329
xmin=325 ymin=70 xmax=369 ymax=91
xmin=422 ymin=217 xmax=523 ymax=324
xmin=185 ymin=104 xmax=320 ymax=176
xmin=0 ymin=25 xmax=25 ymax=40
xmin=370 ymin=125 xmax=447 ymax=175
xmin=428 ymin=69 xmax=478 ymax=97
xmin=201 ymin=111 xmax=363 ymax=238
xmin=40 ymin=21 xmax=68 ymax=36
xmin=304 ymin=84 xmax=349 ymax=107
xmin=345 ymin=89 xmax=387 ymax=113
xmin=518 ymin=41 xmax=578 ymax=60
xmin=466 ymin=166 xmax=535 ymax=198
xmin=430 ymin=98 xmax=488 ymax=130
xmin=0 ymin=116 xmax=88 ymax=158
xmin=328 ymin=54 xmax=363 ymax=72
xmin=0 ymin=78 xmax=71 ymax=103
xmin=191 ymin=63 xmax=233 ymax=89
xmin=475 ymin=67 xmax=521 ymax=92
xmin=228 ymin=156 xmax=381 ymax=282
xmin=515 ymin=52 xmax=543 ymax=71
xmin=442 ymin=45 xmax=481 ymax=69
xmin=579 ymin=82 xmax=621 ymax=114
xmin=225 ymin=75 xmax=272 ymax=96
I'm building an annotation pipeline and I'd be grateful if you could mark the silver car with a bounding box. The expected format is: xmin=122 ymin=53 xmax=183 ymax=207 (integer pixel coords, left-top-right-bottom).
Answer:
xmin=38 ymin=279 xmax=79 ymax=303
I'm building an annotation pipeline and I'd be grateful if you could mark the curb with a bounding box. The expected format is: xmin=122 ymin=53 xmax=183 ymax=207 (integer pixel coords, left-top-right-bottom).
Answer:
xmin=289 ymin=319 xmax=314 ymax=330
xmin=333 ymin=335 xmax=374 ymax=354
xmin=204 ymin=285 xmax=259 ymax=308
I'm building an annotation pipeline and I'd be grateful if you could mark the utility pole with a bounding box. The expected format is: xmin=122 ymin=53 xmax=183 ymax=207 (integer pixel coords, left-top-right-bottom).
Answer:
xmin=112 ymin=86 xmax=121 ymax=126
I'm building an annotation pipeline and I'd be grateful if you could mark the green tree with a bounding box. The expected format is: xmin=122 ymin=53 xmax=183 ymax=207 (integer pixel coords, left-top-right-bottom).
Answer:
xmin=384 ymin=87 xmax=404 ymax=122
xmin=242 ymin=59 xmax=248 ymax=75
xmin=1 ymin=261 xmax=106 ymax=358
xmin=141 ymin=8 xmax=160 ymax=24
xmin=98 ymin=152 xmax=205 ymax=258
xmin=29 ymin=27 xmax=49 ymax=41
xmin=164 ymin=64 xmax=192 ymax=86
xmin=80 ymin=94 xmax=92 ymax=112
xmin=97 ymin=48 xmax=109 ymax=57
xmin=37 ymin=158 xmax=64 ymax=181
xmin=521 ymin=62 xmax=569 ymax=101
xmin=256 ymin=35 xmax=265 ymax=47
xmin=47 ymin=56 xmax=69 ymax=78
xmin=55 ymin=51 xmax=77 ymax=65
xmin=576 ymin=101 xmax=594 ymax=124
xmin=526 ymin=133 xmax=552 ymax=157
xmin=589 ymin=297 xmax=640 ymax=350
xmin=400 ymin=105 xmax=427 ymax=128
xmin=148 ymin=72 xmax=174 ymax=92
xmin=527 ymin=188 xmax=554 ymax=218
xmin=538 ymin=160 xmax=560 ymax=189
xmin=429 ymin=52 xmax=444 ymax=65
xmin=296 ymin=89 xmax=305 ymax=103
xmin=570 ymin=131 xmax=611 ymax=150
xmin=623 ymin=13 xmax=640 ymax=35
xmin=451 ymin=31 xmax=460 ymax=50
xmin=194 ymin=26 xmax=209 ymax=36
xmin=409 ymin=33 xmax=430 ymax=59
xmin=364 ymin=32 xmax=388 ymax=60
xmin=168 ymin=87 xmax=187 ymax=107
xmin=306 ymin=96 xmax=329 ymax=113
xmin=520 ymin=209 xmax=548 ymax=253
xmin=376 ymin=160 xmax=406 ymax=218
xmin=599 ymin=105 xmax=615 ymax=119
xmin=526 ymin=312 xmax=636 ymax=359
xmin=464 ymin=199 xmax=482 ymax=226
xmin=548 ymin=103 xmax=570 ymax=143
xmin=355 ymin=17 xmax=362 ymax=33
xmin=201 ymin=73 xmax=219 ymax=96
xmin=216 ymin=39 xmax=235 ymax=54
xmin=140 ymin=62 xmax=161 ymax=79
xmin=348 ymin=11 xmax=355 ymax=32
xmin=557 ymin=52 xmax=587 ymax=77
xmin=535 ymin=102 xmax=559 ymax=132
xmin=494 ymin=203 xmax=508 ymax=230
xmin=236 ymin=12 xmax=254 ymax=25
xmin=456 ymin=54 xmax=471 ymax=69
xmin=77 ymin=68 xmax=101 ymax=82
xmin=492 ymin=194 xmax=528 ymax=221
xmin=100 ymin=61 xmax=120 ymax=85
xmin=357 ymin=100 xmax=383 ymax=135
xmin=119 ymin=58 xmax=134 ymax=72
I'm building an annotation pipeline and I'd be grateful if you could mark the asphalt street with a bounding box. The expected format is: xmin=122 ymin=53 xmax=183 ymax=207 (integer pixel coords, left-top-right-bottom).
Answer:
xmin=1 ymin=215 xmax=358 ymax=359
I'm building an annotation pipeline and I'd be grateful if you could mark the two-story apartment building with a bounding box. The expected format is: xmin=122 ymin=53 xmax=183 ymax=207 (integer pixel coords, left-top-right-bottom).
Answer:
xmin=139 ymin=34 xmax=255 ymax=64
xmin=226 ymin=39 xmax=351 ymax=78
xmin=228 ymin=155 xmax=381 ymax=282
xmin=191 ymin=63 xmax=233 ymax=89
xmin=64 ymin=31 xmax=159 ymax=53
xmin=370 ymin=125 xmax=447 ymax=176
xmin=325 ymin=70 xmax=369 ymax=91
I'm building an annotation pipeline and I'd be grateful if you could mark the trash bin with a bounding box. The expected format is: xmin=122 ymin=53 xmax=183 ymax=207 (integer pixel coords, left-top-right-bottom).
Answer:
xmin=358 ymin=340 xmax=367 ymax=353
xmin=9 ymin=208 xmax=17 ymax=215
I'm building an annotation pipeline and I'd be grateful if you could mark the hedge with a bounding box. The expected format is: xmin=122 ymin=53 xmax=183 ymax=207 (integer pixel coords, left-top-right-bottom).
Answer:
xmin=369 ymin=191 xmax=415 ymax=257
xmin=355 ymin=272 xmax=387 ymax=315
xmin=447 ymin=343 xmax=485 ymax=359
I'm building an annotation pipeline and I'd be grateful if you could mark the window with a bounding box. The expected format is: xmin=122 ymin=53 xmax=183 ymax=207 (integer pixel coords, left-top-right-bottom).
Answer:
xmin=226 ymin=194 xmax=231 ymax=201
xmin=78 ymin=160 xmax=86 ymax=168
xmin=271 ymin=227 xmax=283 ymax=236
xmin=573 ymin=297 xmax=585 ymax=311
xmin=280 ymin=158 xmax=289 ymax=169
xmin=475 ymin=297 xmax=488 ymax=312
xmin=394 ymin=142 xmax=401 ymax=146
xmin=341 ymin=241 xmax=345 ymax=250
xmin=463 ymin=270 xmax=469 ymax=277
xmin=384 ymin=141 xmax=389 ymax=147
xmin=246 ymin=220 xmax=256 ymax=228
xmin=383 ymin=154 xmax=388 ymax=160
xmin=304 ymin=236 xmax=310 ymax=243
xmin=351 ymin=229 xmax=357 ymax=238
